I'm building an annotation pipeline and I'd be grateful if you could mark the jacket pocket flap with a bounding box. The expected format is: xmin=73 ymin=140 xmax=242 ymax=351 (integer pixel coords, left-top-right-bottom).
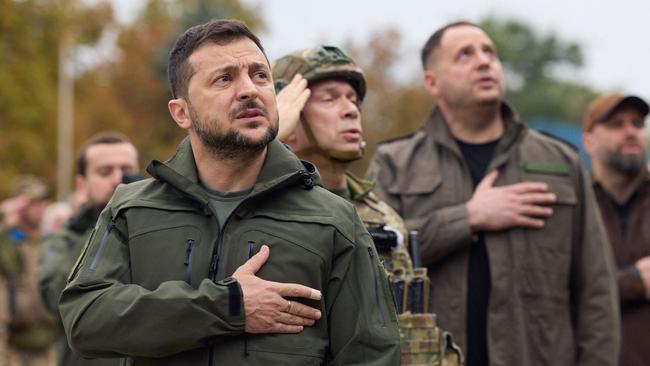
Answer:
xmin=549 ymin=181 xmax=576 ymax=205
xmin=387 ymin=172 xmax=442 ymax=195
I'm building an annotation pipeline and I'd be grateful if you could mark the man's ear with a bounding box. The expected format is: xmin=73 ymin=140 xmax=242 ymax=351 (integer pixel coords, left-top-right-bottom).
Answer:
xmin=422 ymin=69 xmax=439 ymax=98
xmin=168 ymin=98 xmax=192 ymax=130
xmin=74 ymin=175 xmax=86 ymax=194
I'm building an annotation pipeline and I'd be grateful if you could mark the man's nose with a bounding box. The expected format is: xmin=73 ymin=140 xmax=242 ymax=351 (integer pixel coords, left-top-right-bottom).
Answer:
xmin=112 ymin=169 xmax=125 ymax=186
xmin=342 ymin=99 xmax=360 ymax=120
xmin=236 ymin=75 xmax=259 ymax=101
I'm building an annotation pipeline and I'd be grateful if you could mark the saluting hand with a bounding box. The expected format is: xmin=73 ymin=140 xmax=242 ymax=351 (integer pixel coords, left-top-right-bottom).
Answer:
xmin=233 ymin=245 xmax=322 ymax=334
xmin=466 ymin=170 xmax=557 ymax=232
xmin=276 ymin=74 xmax=311 ymax=142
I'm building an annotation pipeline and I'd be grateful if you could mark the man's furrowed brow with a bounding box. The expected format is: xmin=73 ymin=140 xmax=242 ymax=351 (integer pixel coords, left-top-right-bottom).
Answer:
xmin=213 ymin=61 xmax=268 ymax=75
xmin=249 ymin=61 xmax=270 ymax=72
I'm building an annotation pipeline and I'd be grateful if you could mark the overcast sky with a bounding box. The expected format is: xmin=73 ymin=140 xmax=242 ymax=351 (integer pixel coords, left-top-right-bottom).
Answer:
xmin=111 ymin=0 xmax=650 ymax=101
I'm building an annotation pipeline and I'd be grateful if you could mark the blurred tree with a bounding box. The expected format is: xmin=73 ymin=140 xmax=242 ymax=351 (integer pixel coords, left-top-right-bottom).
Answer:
xmin=344 ymin=29 xmax=431 ymax=176
xmin=479 ymin=17 xmax=598 ymax=123
xmin=0 ymin=0 xmax=113 ymax=198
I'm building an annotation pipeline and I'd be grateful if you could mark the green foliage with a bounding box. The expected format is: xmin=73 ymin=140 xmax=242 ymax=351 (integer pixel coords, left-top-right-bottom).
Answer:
xmin=0 ymin=0 xmax=113 ymax=198
xmin=479 ymin=17 xmax=597 ymax=123
xmin=1 ymin=0 xmax=265 ymax=199
xmin=344 ymin=29 xmax=431 ymax=176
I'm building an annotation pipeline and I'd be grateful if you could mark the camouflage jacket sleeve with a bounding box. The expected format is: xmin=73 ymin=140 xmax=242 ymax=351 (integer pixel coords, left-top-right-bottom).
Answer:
xmin=38 ymin=232 xmax=76 ymax=316
xmin=325 ymin=212 xmax=400 ymax=365
xmin=572 ymin=168 xmax=620 ymax=366
xmin=58 ymin=208 xmax=245 ymax=358
xmin=369 ymin=149 xmax=474 ymax=268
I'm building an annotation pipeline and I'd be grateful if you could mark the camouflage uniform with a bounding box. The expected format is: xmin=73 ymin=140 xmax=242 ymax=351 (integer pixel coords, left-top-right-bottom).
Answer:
xmin=0 ymin=176 xmax=56 ymax=366
xmin=273 ymin=46 xmax=463 ymax=366
xmin=0 ymin=230 xmax=56 ymax=366
xmin=345 ymin=173 xmax=462 ymax=366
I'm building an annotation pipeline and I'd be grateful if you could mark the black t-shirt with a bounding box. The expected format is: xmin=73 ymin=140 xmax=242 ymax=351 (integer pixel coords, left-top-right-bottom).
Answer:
xmin=456 ymin=138 xmax=499 ymax=366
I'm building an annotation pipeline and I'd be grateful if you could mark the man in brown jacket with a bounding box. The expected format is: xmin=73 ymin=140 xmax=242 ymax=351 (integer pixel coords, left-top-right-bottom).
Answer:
xmin=583 ymin=93 xmax=650 ymax=366
xmin=370 ymin=21 xmax=620 ymax=366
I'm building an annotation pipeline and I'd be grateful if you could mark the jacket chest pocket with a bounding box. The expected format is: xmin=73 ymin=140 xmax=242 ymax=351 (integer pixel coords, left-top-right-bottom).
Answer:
xmin=128 ymin=224 xmax=206 ymax=290
xmin=222 ymin=227 xmax=328 ymax=291
xmin=520 ymin=177 xmax=577 ymax=288
xmin=221 ymin=226 xmax=329 ymax=361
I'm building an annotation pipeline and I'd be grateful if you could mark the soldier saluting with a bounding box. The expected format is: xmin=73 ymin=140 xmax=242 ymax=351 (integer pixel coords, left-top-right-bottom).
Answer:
xmin=273 ymin=45 xmax=462 ymax=365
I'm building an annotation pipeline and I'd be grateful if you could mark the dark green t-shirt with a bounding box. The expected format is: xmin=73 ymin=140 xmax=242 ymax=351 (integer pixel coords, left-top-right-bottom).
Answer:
xmin=200 ymin=182 xmax=252 ymax=231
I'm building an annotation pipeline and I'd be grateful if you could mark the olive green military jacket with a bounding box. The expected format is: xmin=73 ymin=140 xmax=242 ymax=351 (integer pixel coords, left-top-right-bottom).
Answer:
xmin=370 ymin=105 xmax=620 ymax=366
xmin=60 ymin=138 xmax=399 ymax=366
xmin=39 ymin=205 xmax=117 ymax=366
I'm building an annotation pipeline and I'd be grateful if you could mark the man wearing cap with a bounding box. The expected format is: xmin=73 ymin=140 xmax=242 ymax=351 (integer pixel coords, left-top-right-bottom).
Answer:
xmin=38 ymin=132 xmax=139 ymax=366
xmin=0 ymin=176 xmax=56 ymax=366
xmin=58 ymin=19 xmax=399 ymax=365
xmin=583 ymin=93 xmax=650 ymax=366
xmin=370 ymin=21 xmax=620 ymax=366
xmin=272 ymin=45 xmax=463 ymax=365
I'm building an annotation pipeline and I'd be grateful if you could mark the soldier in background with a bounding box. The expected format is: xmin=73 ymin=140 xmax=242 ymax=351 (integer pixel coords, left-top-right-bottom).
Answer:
xmin=582 ymin=93 xmax=650 ymax=366
xmin=0 ymin=176 xmax=55 ymax=366
xmin=273 ymin=45 xmax=463 ymax=365
xmin=39 ymin=132 xmax=139 ymax=366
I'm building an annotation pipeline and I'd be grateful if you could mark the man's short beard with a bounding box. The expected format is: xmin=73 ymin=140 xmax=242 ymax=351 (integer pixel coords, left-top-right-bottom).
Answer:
xmin=190 ymin=101 xmax=278 ymax=161
xmin=604 ymin=150 xmax=646 ymax=176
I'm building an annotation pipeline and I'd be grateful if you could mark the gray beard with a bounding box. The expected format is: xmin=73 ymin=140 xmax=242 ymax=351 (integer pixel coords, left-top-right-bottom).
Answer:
xmin=190 ymin=102 xmax=278 ymax=161
xmin=604 ymin=151 xmax=646 ymax=176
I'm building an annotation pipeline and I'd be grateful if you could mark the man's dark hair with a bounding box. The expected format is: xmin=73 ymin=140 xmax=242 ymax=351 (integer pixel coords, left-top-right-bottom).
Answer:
xmin=168 ymin=19 xmax=266 ymax=99
xmin=77 ymin=132 xmax=133 ymax=176
xmin=420 ymin=21 xmax=479 ymax=69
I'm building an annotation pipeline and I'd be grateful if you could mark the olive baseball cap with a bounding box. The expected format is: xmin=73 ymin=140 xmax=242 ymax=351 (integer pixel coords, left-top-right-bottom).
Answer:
xmin=583 ymin=93 xmax=649 ymax=131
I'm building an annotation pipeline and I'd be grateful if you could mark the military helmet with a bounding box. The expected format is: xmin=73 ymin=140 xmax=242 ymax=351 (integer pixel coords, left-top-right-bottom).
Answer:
xmin=272 ymin=45 xmax=366 ymax=101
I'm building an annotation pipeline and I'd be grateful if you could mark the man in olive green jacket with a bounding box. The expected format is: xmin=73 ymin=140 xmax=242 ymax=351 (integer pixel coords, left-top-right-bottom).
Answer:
xmin=59 ymin=19 xmax=399 ymax=366
xmin=370 ymin=21 xmax=619 ymax=366
xmin=39 ymin=132 xmax=139 ymax=366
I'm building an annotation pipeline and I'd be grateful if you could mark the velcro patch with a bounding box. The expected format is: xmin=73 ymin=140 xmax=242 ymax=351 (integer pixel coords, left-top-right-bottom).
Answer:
xmin=522 ymin=162 xmax=570 ymax=175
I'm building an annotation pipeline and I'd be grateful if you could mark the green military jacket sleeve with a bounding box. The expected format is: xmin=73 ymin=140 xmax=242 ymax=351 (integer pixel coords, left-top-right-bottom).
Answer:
xmin=60 ymin=204 xmax=248 ymax=358
xmin=39 ymin=229 xmax=85 ymax=315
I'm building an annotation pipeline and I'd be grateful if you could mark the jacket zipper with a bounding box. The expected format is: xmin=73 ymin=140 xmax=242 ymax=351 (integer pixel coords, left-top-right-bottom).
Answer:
xmin=205 ymin=170 xmax=306 ymax=365
xmin=184 ymin=239 xmax=195 ymax=284
xmin=243 ymin=240 xmax=256 ymax=358
xmin=368 ymin=247 xmax=386 ymax=327
xmin=89 ymin=218 xmax=116 ymax=272
xmin=208 ymin=214 xmax=221 ymax=366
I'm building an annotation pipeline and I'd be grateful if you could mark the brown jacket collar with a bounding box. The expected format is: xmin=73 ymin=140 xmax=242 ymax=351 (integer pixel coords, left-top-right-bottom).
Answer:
xmin=421 ymin=102 xmax=526 ymax=162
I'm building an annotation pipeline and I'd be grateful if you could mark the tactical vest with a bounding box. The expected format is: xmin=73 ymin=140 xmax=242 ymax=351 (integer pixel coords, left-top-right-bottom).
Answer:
xmin=345 ymin=173 xmax=463 ymax=366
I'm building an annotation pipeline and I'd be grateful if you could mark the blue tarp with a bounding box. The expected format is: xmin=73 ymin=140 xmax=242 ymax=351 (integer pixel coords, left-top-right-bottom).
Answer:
xmin=528 ymin=118 xmax=591 ymax=170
